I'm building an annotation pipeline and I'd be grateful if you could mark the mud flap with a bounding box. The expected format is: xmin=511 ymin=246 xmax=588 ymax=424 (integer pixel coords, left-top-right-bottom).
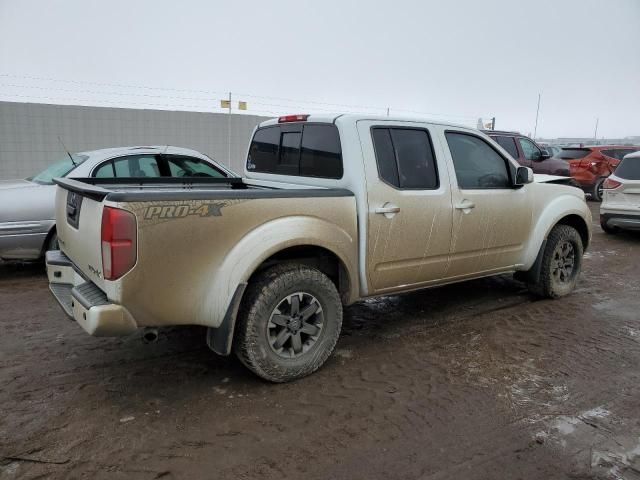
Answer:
xmin=206 ymin=283 xmax=247 ymax=356
xmin=514 ymin=239 xmax=547 ymax=285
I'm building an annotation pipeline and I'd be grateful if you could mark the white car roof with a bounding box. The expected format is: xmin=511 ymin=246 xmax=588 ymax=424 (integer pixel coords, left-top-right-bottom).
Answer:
xmin=623 ymin=151 xmax=640 ymax=160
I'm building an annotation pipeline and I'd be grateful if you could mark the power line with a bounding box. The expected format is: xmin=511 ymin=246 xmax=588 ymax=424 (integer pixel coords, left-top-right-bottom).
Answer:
xmin=0 ymin=73 xmax=490 ymax=121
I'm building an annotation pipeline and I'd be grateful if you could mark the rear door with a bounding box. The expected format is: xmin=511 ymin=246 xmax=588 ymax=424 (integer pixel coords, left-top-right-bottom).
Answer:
xmin=443 ymin=130 xmax=533 ymax=277
xmin=357 ymin=120 xmax=453 ymax=293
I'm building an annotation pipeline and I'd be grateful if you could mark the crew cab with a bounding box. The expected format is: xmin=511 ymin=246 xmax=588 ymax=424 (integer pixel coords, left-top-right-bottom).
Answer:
xmin=47 ymin=114 xmax=592 ymax=382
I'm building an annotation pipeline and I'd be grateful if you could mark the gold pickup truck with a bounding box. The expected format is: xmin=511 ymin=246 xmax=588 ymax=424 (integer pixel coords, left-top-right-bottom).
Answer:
xmin=47 ymin=114 xmax=592 ymax=382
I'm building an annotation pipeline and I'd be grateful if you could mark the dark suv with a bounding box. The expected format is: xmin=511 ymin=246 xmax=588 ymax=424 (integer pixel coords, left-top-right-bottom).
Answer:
xmin=483 ymin=130 xmax=570 ymax=177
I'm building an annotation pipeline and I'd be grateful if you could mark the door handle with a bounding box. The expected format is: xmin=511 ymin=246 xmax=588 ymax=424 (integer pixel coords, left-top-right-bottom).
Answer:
xmin=454 ymin=200 xmax=476 ymax=212
xmin=375 ymin=206 xmax=401 ymax=214
xmin=375 ymin=203 xmax=400 ymax=218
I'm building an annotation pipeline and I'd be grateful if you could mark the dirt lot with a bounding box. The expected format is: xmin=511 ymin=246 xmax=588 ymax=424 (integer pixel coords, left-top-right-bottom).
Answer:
xmin=2 ymin=202 xmax=640 ymax=480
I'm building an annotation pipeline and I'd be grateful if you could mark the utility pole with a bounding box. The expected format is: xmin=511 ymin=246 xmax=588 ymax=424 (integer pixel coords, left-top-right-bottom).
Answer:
xmin=227 ymin=91 xmax=232 ymax=165
xmin=593 ymin=118 xmax=599 ymax=143
xmin=386 ymin=107 xmax=389 ymax=117
xmin=533 ymin=93 xmax=541 ymax=139
xmin=491 ymin=117 xmax=496 ymax=130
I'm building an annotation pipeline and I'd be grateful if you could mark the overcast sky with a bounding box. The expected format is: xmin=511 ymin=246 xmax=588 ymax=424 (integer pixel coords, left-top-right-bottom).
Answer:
xmin=1 ymin=0 xmax=638 ymax=138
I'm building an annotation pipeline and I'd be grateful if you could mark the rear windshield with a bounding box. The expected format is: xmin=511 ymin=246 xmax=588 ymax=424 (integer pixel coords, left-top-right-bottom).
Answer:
xmin=30 ymin=154 xmax=89 ymax=184
xmin=247 ymin=123 xmax=343 ymax=179
xmin=614 ymin=157 xmax=640 ymax=180
xmin=557 ymin=148 xmax=591 ymax=160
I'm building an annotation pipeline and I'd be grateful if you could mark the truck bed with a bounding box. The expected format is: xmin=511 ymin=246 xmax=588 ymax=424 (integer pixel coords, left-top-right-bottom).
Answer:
xmin=50 ymin=176 xmax=358 ymax=337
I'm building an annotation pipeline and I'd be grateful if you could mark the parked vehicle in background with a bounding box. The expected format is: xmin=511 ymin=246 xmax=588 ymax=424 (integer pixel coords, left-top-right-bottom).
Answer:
xmin=600 ymin=151 xmax=640 ymax=233
xmin=544 ymin=145 xmax=563 ymax=157
xmin=47 ymin=114 xmax=591 ymax=382
xmin=0 ymin=146 xmax=234 ymax=261
xmin=484 ymin=130 xmax=572 ymax=177
xmin=557 ymin=145 xmax=640 ymax=201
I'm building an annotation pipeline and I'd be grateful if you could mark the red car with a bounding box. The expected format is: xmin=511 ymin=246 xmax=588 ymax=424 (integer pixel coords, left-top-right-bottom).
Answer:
xmin=557 ymin=146 xmax=640 ymax=201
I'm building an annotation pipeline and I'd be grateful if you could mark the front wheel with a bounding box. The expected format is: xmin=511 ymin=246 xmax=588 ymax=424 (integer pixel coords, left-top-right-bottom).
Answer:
xmin=528 ymin=225 xmax=584 ymax=299
xmin=234 ymin=263 xmax=343 ymax=382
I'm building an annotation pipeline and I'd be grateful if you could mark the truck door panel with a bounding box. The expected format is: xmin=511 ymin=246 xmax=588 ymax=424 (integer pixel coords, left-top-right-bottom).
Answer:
xmin=357 ymin=120 xmax=453 ymax=293
xmin=443 ymin=131 xmax=533 ymax=277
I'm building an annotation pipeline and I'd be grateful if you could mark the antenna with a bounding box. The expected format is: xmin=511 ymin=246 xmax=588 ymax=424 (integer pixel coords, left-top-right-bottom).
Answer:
xmin=57 ymin=136 xmax=76 ymax=166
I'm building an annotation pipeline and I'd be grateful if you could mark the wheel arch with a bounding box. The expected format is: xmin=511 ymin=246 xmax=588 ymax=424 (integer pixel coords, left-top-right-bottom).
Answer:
xmin=202 ymin=216 xmax=358 ymax=355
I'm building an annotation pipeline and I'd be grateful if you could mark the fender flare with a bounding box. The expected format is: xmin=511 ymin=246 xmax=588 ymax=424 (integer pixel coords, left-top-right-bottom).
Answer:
xmin=520 ymin=194 xmax=591 ymax=272
xmin=202 ymin=215 xmax=357 ymax=354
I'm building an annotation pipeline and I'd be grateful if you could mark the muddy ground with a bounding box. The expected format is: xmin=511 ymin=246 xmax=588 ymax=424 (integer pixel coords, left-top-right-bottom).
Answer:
xmin=1 ymin=202 xmax=640 ymax=480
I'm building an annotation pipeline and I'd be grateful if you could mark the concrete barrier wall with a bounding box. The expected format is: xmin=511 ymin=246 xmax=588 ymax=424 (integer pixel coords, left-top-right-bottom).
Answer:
xmin=0 ymin=101 xmax=269 ymax=179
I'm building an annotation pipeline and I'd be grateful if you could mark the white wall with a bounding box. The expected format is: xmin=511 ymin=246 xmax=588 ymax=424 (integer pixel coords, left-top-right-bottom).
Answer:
xmin=0 ymin=101 xmax=269 ymax=178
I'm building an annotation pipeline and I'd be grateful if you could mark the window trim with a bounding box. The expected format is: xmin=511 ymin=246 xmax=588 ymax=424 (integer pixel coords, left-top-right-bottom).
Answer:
xmin=370 ymin=125 xmax=440 ymax=191
xmin=444 ymin=130 xmax=516 ymax=190
xmin=247 ymin=123 xmax=344 ymax=180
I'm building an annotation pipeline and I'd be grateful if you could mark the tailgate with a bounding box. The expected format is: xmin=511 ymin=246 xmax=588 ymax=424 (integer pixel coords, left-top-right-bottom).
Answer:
xmin=54 ymin=179 xmax=109 ymax=290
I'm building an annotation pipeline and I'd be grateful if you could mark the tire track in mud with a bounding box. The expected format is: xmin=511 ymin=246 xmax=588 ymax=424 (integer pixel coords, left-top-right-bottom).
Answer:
xmin=3 ymin=206 xmax=640 ymax=479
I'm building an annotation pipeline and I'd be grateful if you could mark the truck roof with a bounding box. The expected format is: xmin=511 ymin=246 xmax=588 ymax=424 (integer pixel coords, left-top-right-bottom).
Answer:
xmin=258 ymin=113 xmax=473 ymax=130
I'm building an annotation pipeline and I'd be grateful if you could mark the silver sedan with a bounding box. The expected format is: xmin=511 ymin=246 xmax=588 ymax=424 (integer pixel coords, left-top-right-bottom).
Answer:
xmin=0 ymin=146 xmax=235 ymax=261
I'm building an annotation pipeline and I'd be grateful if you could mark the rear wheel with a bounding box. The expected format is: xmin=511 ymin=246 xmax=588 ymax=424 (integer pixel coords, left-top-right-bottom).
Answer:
xmin=528 ymin=225 xmax=583 ymax=298
xmin=234 ymin=263 xmax=343 ymax=382
xmin=591 ymin=177 xmax=605 ymax=202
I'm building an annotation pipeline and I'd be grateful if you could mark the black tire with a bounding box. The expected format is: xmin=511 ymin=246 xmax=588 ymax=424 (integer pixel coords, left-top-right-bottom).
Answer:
xmin=528 ymin=225 xmax=584 ymax=299
xmin=591 ymin=177 xmax=605 ymax=202
xmin=47 ymin=231 xmax=59 ymax=251
xmin=600 ymin=219 xmax=618 ymax=235
xmin=234 ymin=263 xmax=343 ymax=382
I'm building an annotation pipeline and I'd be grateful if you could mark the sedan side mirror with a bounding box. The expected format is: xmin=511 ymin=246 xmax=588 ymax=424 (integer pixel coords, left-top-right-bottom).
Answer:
xmin=515 ymin=166 xmax=534 ymax=186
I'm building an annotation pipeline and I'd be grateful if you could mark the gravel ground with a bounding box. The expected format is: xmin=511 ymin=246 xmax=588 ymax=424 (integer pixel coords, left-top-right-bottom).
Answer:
xmin=2 ymin=202 xmax=640 ymax=480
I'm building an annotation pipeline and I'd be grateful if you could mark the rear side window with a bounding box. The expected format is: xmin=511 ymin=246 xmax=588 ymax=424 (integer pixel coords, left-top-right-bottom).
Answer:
xmin=558 ymin=148 xmax=591 ymax=160
xmin=371 ymin=127 xmax=438 ymax=189
xmin=93 ymin=154 xmax=160 ymax=178
xmin=614 ymin=157 xmax=640 ymax=180
xmin=445 ymin=132 xmax=511 ymax=189
xmin=247 ymin=124 xmax=343 ymax=178
xmin=602 ymin=148 xmax=640 ymax=161
xmin=492 ymin=135 xmax=519 ymax=159
xmin=166 ymin=156 xmax=226 ymax=178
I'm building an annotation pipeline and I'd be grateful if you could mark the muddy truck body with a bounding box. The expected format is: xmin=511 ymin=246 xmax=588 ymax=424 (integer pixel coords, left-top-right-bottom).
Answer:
xmin=48 ymin=114 xmax=592 ymax=381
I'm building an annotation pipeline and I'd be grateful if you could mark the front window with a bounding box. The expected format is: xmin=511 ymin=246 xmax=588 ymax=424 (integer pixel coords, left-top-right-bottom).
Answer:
xmin=445 ymin=132 xmax=511 ymax=189
xmin=29 ymin=155 xmax=88 ymax=184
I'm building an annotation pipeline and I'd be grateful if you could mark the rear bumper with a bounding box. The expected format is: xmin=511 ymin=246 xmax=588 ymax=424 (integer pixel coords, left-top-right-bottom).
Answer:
xmin=46 ymin=250 xmax=138 ymax=336
xmin=600 ymin=213 xmax=640 ymax=231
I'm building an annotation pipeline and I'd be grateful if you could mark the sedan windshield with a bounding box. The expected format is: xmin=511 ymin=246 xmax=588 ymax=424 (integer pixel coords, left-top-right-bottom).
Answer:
xmin=29 ymin=155 xmax=88 ymax=184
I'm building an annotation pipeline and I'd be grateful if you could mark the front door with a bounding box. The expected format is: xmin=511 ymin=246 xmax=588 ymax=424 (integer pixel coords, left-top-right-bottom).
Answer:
xmin=443 ymin=130 xmax=533 ymax=278
xmin=357 ymin=120 xmax=453 ymax=294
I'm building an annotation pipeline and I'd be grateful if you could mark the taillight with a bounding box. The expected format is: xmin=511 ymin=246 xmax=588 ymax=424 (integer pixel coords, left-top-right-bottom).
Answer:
xmin=101 ymin=207 xmax=137 ymax=280
xmin=602 ymin=178 xmax=622 ymax=190
xmin=278 ymin=114 xmax=309 ymax=123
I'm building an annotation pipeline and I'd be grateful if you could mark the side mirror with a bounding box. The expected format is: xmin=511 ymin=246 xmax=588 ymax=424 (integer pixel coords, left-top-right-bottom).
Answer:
xmin=515 ymin=166 xmax=534 ymax=186
xmin=539 ymin=150 xmax=551 ymax=160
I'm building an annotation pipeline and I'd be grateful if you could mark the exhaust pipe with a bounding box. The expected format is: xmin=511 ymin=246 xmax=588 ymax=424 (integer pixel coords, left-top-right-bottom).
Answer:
xmin=142 ymin=327 xmax=159 ymax=344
